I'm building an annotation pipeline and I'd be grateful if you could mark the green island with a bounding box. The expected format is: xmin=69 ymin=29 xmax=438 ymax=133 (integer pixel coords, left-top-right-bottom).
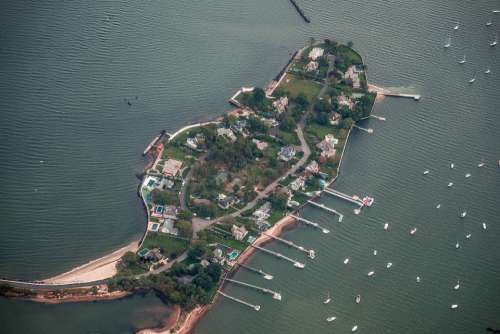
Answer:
xmin=0 ymin=40 xmax=375 ymax=331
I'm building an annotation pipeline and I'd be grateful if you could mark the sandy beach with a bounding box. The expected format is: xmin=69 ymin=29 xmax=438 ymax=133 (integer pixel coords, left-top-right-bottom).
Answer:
xmin=43 ymin=240 xmax=140 ymax=284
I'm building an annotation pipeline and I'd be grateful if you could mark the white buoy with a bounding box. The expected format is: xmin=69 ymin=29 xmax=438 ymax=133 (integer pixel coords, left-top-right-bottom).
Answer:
xmin=451 ymin=304 xmax=458 ymax=309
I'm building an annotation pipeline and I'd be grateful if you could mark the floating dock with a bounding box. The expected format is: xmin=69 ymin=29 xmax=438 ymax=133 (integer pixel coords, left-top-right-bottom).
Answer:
xmin=290 ymin=214 xmax=330 ymax=234
xmin=262 ymin=232 xmax=315 ymax=259
xmin=218 ymin=290 xmax=260 ymax=311
xmin=307 ymin=200 xmax=344 ymax=222
xmin=224 ymin=278 xmax=282 ymax=300
xmin=251 ymin=244 xmax=305 ymax=268
xmin=238 ymin=263 xmax=274 ymax=280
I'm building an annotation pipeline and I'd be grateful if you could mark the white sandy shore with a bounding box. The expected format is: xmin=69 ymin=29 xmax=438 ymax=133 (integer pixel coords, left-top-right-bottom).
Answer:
xmin=43 ymin=240 xmax=139 ymax=284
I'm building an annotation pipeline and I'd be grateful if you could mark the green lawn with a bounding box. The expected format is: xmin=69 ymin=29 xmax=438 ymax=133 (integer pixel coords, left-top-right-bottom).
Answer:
xmin=278 ymin=74 xmax=322 ymax=101
xmin=142 ymin=233 xmax=189 ymax=259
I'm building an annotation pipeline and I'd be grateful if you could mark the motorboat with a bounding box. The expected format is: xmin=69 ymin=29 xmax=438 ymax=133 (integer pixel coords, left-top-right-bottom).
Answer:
xmin=454 ymin=280 xmax=460 ymax=290
xmin=483 ymin=222 xmax=487 ymax=230
xmin=478 ymin=161 xmax=486 ymax=167
xmin=362 ymin=196 xmax=375 ymax=206
xmin=367 ymin=271 xmax=375 ymax=277
xmin=410 ymin=227 xmax=418 ymax=235
xmin=344 ymin=258 xmax=350 ymax=264
xmin=294 ymin=262 xmax=305 ymax=269
xmin=444 ymin=36 xmax=451 ymax=48
xmin=465 ymin=173 xmax=471 ymax=178
xmin=352 ymin=325 xmax=359 ymax=332
xmin=355 ymin=295 xmax=361 ymax=304
xmin=416 ymin=276 xmax=421 ymax=283
xmin=436 ymin=204 xmax=441 ymax=209
xmin=273 ymin=293 xmax=282 ymax=301
xmin=490 ymin=36 xmax=498 ymax=46
xmin=458 ymin=55 xmax=466 ymax=64
xmin=384 ymin=223 xmax=389 ymax=230
xmin=450 ymin=163 xmax=454 ymax=169
xmin=308 ymin=249 xmax=316 ymax=259
xmin=455 ymin=242 xmax=460 ymax=249
xmin=326 ymin=316 xmax=337 ymax=322
xmin=373 ymin=249 xmax=378 ymax=256
xmin=451 ymin=304 xmax=458 ymax=309
xmin=466 ymin=233 xmax=471 ymax=239
xmin=323 ymin=292 xmax=332 ymax=304
xmin=486 ymin=21 xmax=492 ymax=26
xmin=468 ymin=76 xmax=476 ymax=84
xmin=448 ymin=182 xmax=454 ymax=187
xmin=423 ymin=170 xmax=430 ymax=175
xmin=461 ymin=211 xmax=467 ymax=218
xmin=386 ymin=262 xmax=393 ymax=269
xmin=493 ymin=10 xmax=500 ymax=13
xmin=454 ymin=22 xmax=460 ymax=30
xmin=484 ymin=68 xmax=491 ymax=74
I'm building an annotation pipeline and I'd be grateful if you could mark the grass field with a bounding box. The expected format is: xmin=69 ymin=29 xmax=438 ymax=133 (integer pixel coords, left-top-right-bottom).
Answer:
xmin=278 ymin=74 xmax=322 ymax=101
xmin=142 ymin=233 xmax=189 ymax=259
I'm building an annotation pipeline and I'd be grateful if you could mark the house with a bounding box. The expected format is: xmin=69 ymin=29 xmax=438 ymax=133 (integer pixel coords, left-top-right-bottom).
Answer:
xmin=158 ymin=178 xmax=174 ymax=190
xmin=290 ymin=176 xmax=306 ymax=191
xmin=217 ymin=128 xmax=237 ymax=142
xmin=163 ymin=205 xmax=178 ymax=220
xmin=200 ymin=259 xmax=210 ymax=267
xmin=338 ymin=94 xmax=356 ymax=111
xmin=162 ymin=159 xmax=183 ymax=178
xmin=186 ymin=137 xmax=198 ymax=149
xmin=217 ymin=193 xmax=238 ymax=209
xmin=160 ymin=218 xmax=178 ymax=236
xmin=272 ymin=96 xmax=289 ymax=114
xmin=231 ymin=224 xmax=248 ymax=241
xmin=252 ymin=139 xmax=268 ymax=151
xmin=305 ymin=61 xmax=319 ymax=72
xmin=278 ymin=146 xmax=296 ymax=161
xmin=231 ymin=120 xmax=248 ymax=135
xmin=306 ymin=160 xmax=320 ymax=174
xmin=330 ymin=112 xmax=341 ymax=125
xmin=253 ymin=202 xmax=271 ymax=221
xmin=343 ymin=66 xmax=361 ymax=89
xmin=308 ymin=47 xmax=324 ymax=60
xmin=262 ymin=118 xmax=280 ymax=128
xmin=316 ymin=134 xmax=338 ymax=159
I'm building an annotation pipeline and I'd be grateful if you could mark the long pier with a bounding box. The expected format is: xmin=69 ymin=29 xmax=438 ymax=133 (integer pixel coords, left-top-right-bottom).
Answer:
xmin=224 ymin=278 xmax=282 ymax=300
xmin=383 ymin=92 xmax=421 ymax=100
xmin=290 ymin=214 xmax=330 ymax=234
xmin=353 ymin=124 xmax=374 ymax=133
xmin=288 ymin=0 xmax=311 ymax=23
xmin=251 ymin=244 xmax=305 ymax=269
xmin=217 ymin=290 xmax=260 ymax=311
xmin=323 ymin=188 xmax=364 ymax=207
xmin=262 ymin=232 xmax=315 ymax=259
xmin=238 ymin=263 xmax=274 ymax=280
xmin=307 ymin=200 xmax=344 ymax=222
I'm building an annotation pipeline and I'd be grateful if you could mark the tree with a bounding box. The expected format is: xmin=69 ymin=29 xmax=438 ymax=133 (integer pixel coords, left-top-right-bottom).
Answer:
xmin=187 ymin=242 xmax=208 ymax=261
xmin=205 ymin=263 xmax=222 ymax=282
xmin=279 ymin=115 xmax=296 ymax=132
xmin=347 ymin=41 xmax=354 ymax=48
xmin=175 ymin=220 xmax=193 ymax=238
xmin=293 ymin=93 xmax=309 ymax=110
xmin=193 ymin=272 xmax=214 ymax=290
xmin=151 ymin=189 xmax=178 ymax=206
xmin=269 ymin=191 xmax=288 ymax=211
xmin=339 ymin=117 xmax=354 ymax=129
xmin=177 ymin=210 xmax=193 ymax=221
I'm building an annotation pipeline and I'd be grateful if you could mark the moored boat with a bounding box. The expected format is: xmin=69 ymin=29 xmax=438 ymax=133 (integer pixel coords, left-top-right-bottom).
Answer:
xmin=454 ymin=280 xmax=460 ymax=290
xmin=448 ymin=182 xmax=454 ymax=187
xmin=326 ymin=316 xmax=337 ymax=322
xmin=384 ymin=223 xmax=389 ymax=230
xmin=352 ymin=325 xmax=359 ymax=332
xmin=323 ymin=292 xmax=331 ymax=304
xmin=386 ymin=262 xmax=393 ymax=269
xmin=451 ymin=304 xmax=458 ymax=309
xmin=410 ymin=227 xmax=417 ymax=235
xmin=355 ymin=295 xmax=361 ymax=304
xmin=344 ymin=258 xmax=350 ymax=264
xmin=367 ymin=271 xmax=375 ymax=277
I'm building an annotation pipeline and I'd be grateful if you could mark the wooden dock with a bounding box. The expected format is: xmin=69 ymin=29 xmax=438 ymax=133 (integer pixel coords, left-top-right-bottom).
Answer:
xmin=290 ymin=214 xmax=330 ymax=234
xmin=238 ymin=263 xmax=274 ymax=280
xmin=262 ymin=232 xmax=315 ymax=259
xmin=224 ymin=278 xmax=282 ymax=300
xmin=288 ymin=0 xmax=310 ymax=23
xmin=307 ymin=200 xmax=344 ymax=222
xmin=218 ymin=290 xmax=260 ymax=311
xmin=323 ymin=188 xmax=364 ymax=207
xmin=251 ymin=244 xmax=305 ymax=268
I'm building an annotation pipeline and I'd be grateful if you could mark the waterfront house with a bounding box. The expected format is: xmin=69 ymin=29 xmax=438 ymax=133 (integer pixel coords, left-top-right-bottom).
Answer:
xmin=253 ymin=202 xmax=272 ymax=221
xmin=330 ymin=112 xmax=341 ymax=125
xmin=252 ymin=138 xmax=269 ymax=151
xmin=290 ymin=176 xmax=306 ymax=191
xmin=278 ymin=146 xmax=296 ymax=161
xmin=306 ymin=160 xmax=320 ymax=174
xmin=158 ymin=177 xmax=174 ymax=190
xmin=217 ymin=127 xmax=237 ymax=142
xmin=160 ymin=218 xmax=179 ymax=236
xmin=272 ymin=96 xmax=289 ymax=114
xmin=163 ymin=205 xmax=178 ymax=220
xmin=316 ymin=134 xmax=338 ymax=159
xmin=162 ymin=159 xmax=183 ymax=178
xmin=343 ymin=66 xmax=361 ymax=89
xmin=305 ymin=60 xmax=319 ymax=72
xmin=186 ymin=137 xmax=198 ymax=149
xmin=231 ymin=224 xmax=248 ymax=241
xmin=338 ymin=94 xmax=356 ymax=110
xmin=308 ymin=47 xmax=324 ymax=60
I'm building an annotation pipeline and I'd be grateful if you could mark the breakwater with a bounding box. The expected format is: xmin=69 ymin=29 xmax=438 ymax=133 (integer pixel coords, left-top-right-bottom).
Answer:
xmin=288 ymin=0 xmax=310 ymax=23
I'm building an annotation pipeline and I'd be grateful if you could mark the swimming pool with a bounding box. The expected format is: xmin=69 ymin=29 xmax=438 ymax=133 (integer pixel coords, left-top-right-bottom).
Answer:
xmin=154 ymin=206 xmax=163 ymax=214
xmin=151 ymin=223 xmax=159 ymax=231
xmin=228 ymin=250 xmax=239 ymax=261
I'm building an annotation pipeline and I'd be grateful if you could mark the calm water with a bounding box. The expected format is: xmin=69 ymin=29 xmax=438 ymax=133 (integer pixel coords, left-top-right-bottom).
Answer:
xmin=0 ymin=0 xmax=499 ymax=333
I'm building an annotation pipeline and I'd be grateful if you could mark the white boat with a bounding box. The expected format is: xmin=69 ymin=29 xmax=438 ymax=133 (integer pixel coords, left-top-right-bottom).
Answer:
xmin=416 ymin=276 xmax=421 ymax=283
xmin=493 ymin=10 xmax=500 ymax=13
xmin=294 ymin=262 xmax=305 ymax=269
xmin=355 ymin=295 xmax=361 ymax=304
xmin=455 ymin=242 xmax=460 ymax=249
xmin=323 ymin=292 xmax=332 ymax=304
xmin=451 ymin=304 xmax=458 ymax=309
xmin=326 ymin=316 xmax=337 ymax=322
xmin=448 ymin=182 xmax=454 ymax=187
xmin=373 ymin=249 xmax=378 ymax=256
xmin=486 ymin=21 xmax=492 ymax=26
xmin=450 ymin=163 xmax=454 ymax=169
xmin=352 ymin=325 xmax=359 ymax=332
xmin=384 ymin=223 xmax=389 ymax=230
xmin=367 ymin=271 xmax=375 ymax=277
xmin=386 ymin=262 xmax=393 ymax=269
xmin=490 ymin=36 xmax=498 ymax=46
xmin=466 ymin=233 xmax=471 ymax=239
xmin=468 ymin=76 xmax=476 ymax=84
xmin=465 ymin=173 xmax=471 ymax=178
xmin=478 ymin=161 xmax=486 ymax=167
xmin=308 ymin=249 xmax=316 ymax=259
xmin=484 ymin=68 xmax=491 ymax=74
xmin=423 ymin=170 xmax=430 ymax=175
xmin=482 ymin=222 xmax=487 ymax=230
xmin=444 ymin=36 xmax=451 ymax=48
xmin=344 ymin=258 xmax=350 ymax=264
xmin=362 ymin=196 xmax=375 ymax=207
xmin=460 ymin=211 xmax=467 ymax=218
xmin=410 ymin=227 xmax=417 ymax=235
xmin=454 ymin=280 xmax=460 ymax=290
xmin=458 ymin=55 xmax=466 ymax=64
xmin=454 ymin=22 xmax=459 ymax=30
xmin=436 ymin=204 xmax=441 ymax=209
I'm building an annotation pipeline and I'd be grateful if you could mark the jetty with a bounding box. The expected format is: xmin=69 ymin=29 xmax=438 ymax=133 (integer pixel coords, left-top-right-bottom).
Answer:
xmin=290 ymin=214 xmax=330 ymax=234
xmin=262 ymin=232 xmax=315 ymax=259
xmin=323 ymin=188 xmax=364 ymax=207
xmin=251 ymin=244 xmax=305 ymax=268
xmin=217 ymin=290 xmax=261 ymax=311
xmin=288 ymin=0 xmax=310 ymax=23
xmin=307 ymin=200 xmax=344 ymax=222
xmin=368 ymin=84 xmax=421 ymax=101
xmin=224 ymin=278 xmax=282 ymax=300
xmin=353 ymin=124 xmax=374 ymax=133
xmin=143 ymin=135 xmax=160 ymax=156
xmin=370 ymin=115 xmax=386 ymax=121
xmin=237 ymin=263 xmax=274 ymax=280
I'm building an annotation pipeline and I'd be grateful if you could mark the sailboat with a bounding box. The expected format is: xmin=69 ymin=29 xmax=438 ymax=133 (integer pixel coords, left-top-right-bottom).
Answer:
xmin=323 ymin=292 xmax=332 ymax=304
xmin=454 ymin=21 xmax=460 ymax=30
xmin=458 ymin=55 xmax=466 ymax=64
xmin=444 ymin=36 xmax=451 ymax=48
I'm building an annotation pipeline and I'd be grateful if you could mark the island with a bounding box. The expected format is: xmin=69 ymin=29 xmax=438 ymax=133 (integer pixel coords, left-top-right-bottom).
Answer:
xmin=0 ymin=40 xmax=377 ymax=334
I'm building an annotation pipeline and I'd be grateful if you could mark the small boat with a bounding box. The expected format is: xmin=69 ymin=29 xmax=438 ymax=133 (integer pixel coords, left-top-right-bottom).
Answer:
xmin=484 ymin=68 xmax=491 ymax=74
xmin=384 ymin=223 xmax=389 ymax=230
xmin=373 ymin=249 xmax=378 ymax=256
xmin=367 ymin=271 xmax=375 ymax=277
xmin=448 ymin=182 xmax=454 ymax=187
xmin=450 ymin=163 xmax=455 ymax=169
xmin=468 ymin=76 xmax=476 ymax=84
xmin=326 ymin=316 xmax=337 ymax=322
xmin=461 ymin=211 xmax=467 ymax=218
xmin=486 ymin=21 xmax=492 ymax=26
xmin=477 ymin=161 xmax=485 ymax=167
xmin=466 ymin=233 xmax=471 ymax=239
xmin=410 ymin=228 xmax=417 ymax=235
xmin=444 ymin=36 xmax=451 ymax=48
xmin=490 ymin=36 xmax=498 ymax=47
xmin=355 ymin=295 xmax=361 ymax=304
xmin=493 ymin=10 xmax=500 ymax=13
xmin=352 ymin=325 xmax=359 ymax=332
xmin=465 ymin=173 xmax=471 ymax=178
xmin=362 ymin=196 xmax=375 ymax=207
xmin=436 ymin=204 xmax=441 ymax=209
xmin=458 ymin=55 xmax=466 ymax=64
xmin=323 ymin=292 xmax=332 ymax=304
xmin=344 ymin=258 xmax=350 ymax=264
xmin=423 ymin=170 xmax=430 ymax=175
xmin=455 ymin=242 xmax=460 ymax=249
xmin=454 ymin=280 xmax=460 ymax=290
xmin=451 ymin=304 xmax=458 ymax=309
xmin=416 ymin=276 xmax=421 ymax=283
xmin=308 ymin=249 xmax=316 ymax=259
xmin=294 ymin=262 xmax=305 ymax=269
xmin=454 ymin=22 xmax=459 ymax=30
xmin=482 ymin=222 xmax=487 ymax=230
xmin=386 ymin=262 xmax=393 ymax=269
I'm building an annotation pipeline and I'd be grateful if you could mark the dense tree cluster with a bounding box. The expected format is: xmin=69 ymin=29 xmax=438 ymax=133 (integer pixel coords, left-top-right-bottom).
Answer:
xmin=151 ymin=189 xmax=179 ymax=206
xmin=207 ymin=137 xmax=260 ymax=171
